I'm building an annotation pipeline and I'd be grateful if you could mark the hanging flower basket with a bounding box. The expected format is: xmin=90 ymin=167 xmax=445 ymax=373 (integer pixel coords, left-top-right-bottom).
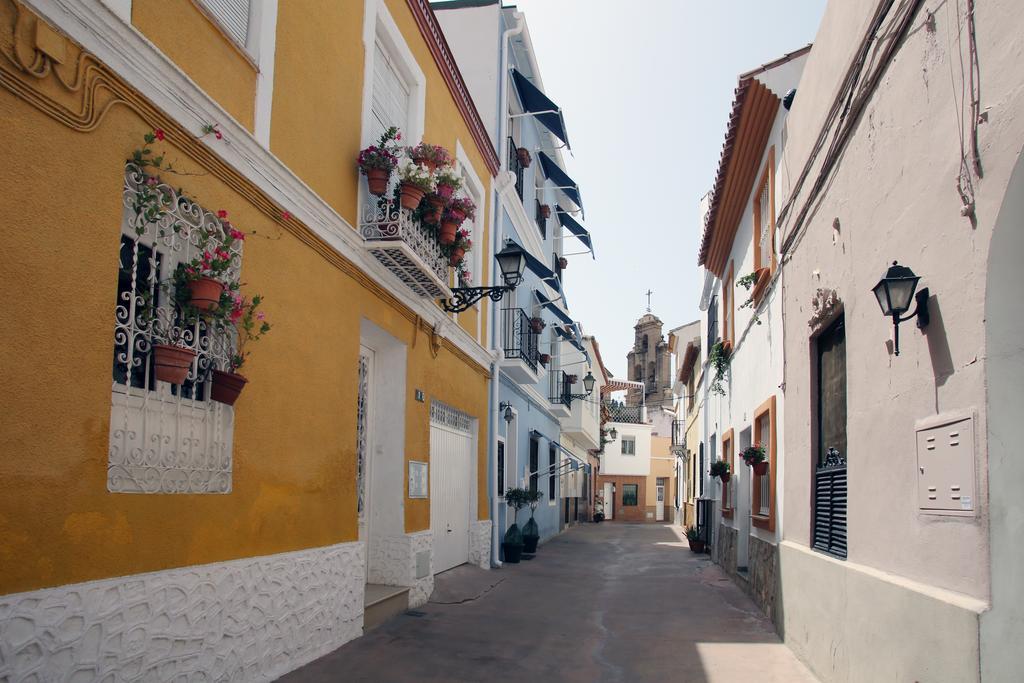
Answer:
xmin=530 ymin=317 xmax=546 ymax=334
xmin=539 ymin=353 xmax=550 ymax=365
xmin=449 ymin=246 xmax=465 ymax=267
xmin=365 ymin=168 xmax=390 ymax=196
xmin=211 ymin=369 xmax=248 ymax=405
xmin=153 ymin=344 xmax=196 ymax=384
xmin=517 ymin=147 xmax=532 ymax=168
xmin=399 ymin=181 xmax=427 ymax=210
xmin=719 ymin=472 xmax=731 ymax=483
xmin=753 ymin=461 xmax=769 ymax=476
xmin=186 ymin=276 xmax=225 ymax=313
xmin=540 ymin=204 xmax=552 ymax=219
xmin=558 ymin=257 xmax=568 ymax=270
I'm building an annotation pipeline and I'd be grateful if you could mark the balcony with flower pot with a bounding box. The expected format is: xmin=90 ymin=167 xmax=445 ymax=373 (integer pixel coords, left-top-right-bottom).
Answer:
xmin=359 ymin=198 xmax=452 ymax=300
xmin=500 ymin=307 xmax=540 ymax=384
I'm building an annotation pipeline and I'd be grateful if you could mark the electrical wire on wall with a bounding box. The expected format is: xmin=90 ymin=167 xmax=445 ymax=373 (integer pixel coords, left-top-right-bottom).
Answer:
xmin=947 ymin=0 xmax=983 ymax=225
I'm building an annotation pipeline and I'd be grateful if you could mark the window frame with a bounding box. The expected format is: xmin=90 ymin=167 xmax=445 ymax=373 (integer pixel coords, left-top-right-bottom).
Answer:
xmin=454 ymin=142 xmax=485 ymax=290
xmin=751 ymin=147 xmax=776 ymax=304
xmin=751 ymin=395 xmax=777 ymax=531
xmin=548 ymin=444 xmax=557 ymax=501
xmin=622 ymin=483 xmax=639 ymax=507
xmin=620 ymin=436 xmax=636 ymax=456
xmin=529 ymin=435 xmax=539 ymax=494
xmin=720 ymin=429 xmax=734 ymax=518
xmin=497 ymin=437 xmax=506 ymax=497
xmin=723 ymin=262 xmax=735 ymax=350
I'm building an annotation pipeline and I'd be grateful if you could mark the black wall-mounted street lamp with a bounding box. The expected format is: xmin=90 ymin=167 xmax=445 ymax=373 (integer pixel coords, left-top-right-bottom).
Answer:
xmin=566 ymin=371 xmax=597 ymax=403
xmin=499 ymin=401 xmax=514 ymax=424
xmin=871 ymin=261 xmax=930 ymax=356
xmin=441 ymin=242 xmax=527 ymax=313
xmin=604 ymin=426 xmax=618 ymax=441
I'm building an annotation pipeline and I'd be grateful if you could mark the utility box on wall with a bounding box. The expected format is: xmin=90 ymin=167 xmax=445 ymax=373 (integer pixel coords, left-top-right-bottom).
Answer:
xmin=916 ymin=412 xmax=976 ymax=515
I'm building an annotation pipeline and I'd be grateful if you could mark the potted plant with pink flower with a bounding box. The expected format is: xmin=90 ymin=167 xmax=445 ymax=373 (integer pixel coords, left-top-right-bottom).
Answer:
xmin=211 ymin=293 xmax=271 ymax=405
xmin=449 ymin=228 xmax=472 ymax=267
xmin=422 ymin=167 xmax=461 ymax=224
xmin=408 ymin=142 xmax=453 ymax=172
xmin=439 ymin=195 xmax=476 ymax=245
xmin=357 ymin=127 xmax=401 ymax=195
xmin=174 ymin=215 xmax=244 ymax=314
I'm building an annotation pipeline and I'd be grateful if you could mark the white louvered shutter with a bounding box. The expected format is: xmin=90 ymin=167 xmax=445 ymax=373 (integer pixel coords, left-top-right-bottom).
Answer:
xmin=371 ymin=41 xmax=411 ymax=142
xmin=197 ymin=0 xmax=251 ymax=47
xmin=758 ymin=178 xmax=772 ymax=269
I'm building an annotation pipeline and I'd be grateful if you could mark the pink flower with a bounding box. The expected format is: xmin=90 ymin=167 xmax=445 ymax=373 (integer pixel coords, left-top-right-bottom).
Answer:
xmin=217 ymin=210 xmax=228 ymax=219
xmin=256 ymin=312 xmax=266 ymax=321
xmin=146 ymin=177 xmax=157 ymax=186
xmin=396 ymin=132 xmax=402 ymax=141
xmin=154 ymin=129 xmax=165 ymax=141
xmin=214 ymin=130 xmax=223 ymax=140
xmin=229 ymin=228 xmax=246 ymax=240
xmin=281 ymin=210 xmax=291 ymax=220
xmin=230 ymin=308 xmax=243 ymax=323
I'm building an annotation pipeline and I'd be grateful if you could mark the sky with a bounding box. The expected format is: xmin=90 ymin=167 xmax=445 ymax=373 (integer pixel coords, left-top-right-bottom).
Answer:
xmin=509 ymin=0 xmax=828 ymax=378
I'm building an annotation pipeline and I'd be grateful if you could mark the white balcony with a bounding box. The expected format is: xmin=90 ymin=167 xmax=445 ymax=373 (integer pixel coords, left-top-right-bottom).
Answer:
xmin=360 ymin=198 xmax=451 ymax=299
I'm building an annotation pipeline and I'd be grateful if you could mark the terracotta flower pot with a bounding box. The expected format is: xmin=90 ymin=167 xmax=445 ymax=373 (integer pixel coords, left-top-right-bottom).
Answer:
xmin=399 ymin=182 xmax=427 ymax=210
xmin=719 ymin=472 xmax=731 ymax=484
xmin=539 ymin=353 xmax=550 ymax=365
xmin=448 ymin=208 xmax=466 ymax=223
xmin=152 ymin=344 xmax=196 ymax=384
xmin=449 ymin=247 xmax=465 ymax=266
xmin=558 ymin=257 xmax=568 ymax=270
xmin=424 ymin=195 xmax=445 ymax=224
xmin=211 ymin=369 xmax=248 ymax=405
xmin=517 ymin=147 xmax=532 ymax=168
xmin=530 ymin=317 xmax=545 ymax=334
xmin=413 ymin=156 xmax=437 ymax=173
xmin=753 ymin=461 xmax=769 ymax=476
xmin=365 ymin=168 xmax=389 ymax=196
xmin=186 ymin=276 xmax=225 ymax=313
xmin=540 ymin=204 xmax=551 ymax=219
xmin=439 ymin=220 xmax=458 ymax=245
xmin=436 ymin=183 xmax=456 ymax=200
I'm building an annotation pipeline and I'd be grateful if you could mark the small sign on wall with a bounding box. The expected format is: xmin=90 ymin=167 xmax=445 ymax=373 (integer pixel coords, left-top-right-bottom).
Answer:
xmin=408 ymin=461 xmax=428 ymax=498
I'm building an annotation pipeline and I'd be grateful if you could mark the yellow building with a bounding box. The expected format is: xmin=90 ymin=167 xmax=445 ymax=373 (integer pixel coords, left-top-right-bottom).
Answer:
xmin=0 ymin=0 xmax=500 ymax=678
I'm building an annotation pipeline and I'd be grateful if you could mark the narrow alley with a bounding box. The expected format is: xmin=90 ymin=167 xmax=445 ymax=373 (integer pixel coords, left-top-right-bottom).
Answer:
xmin=282 ymin=524 xmax=816 ymax=683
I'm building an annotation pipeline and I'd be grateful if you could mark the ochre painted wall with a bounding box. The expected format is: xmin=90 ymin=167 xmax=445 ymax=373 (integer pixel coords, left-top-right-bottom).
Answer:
xmin=0 ymin=39 xmax=489 ymax=595
xmin=132 ymin=0 xmax=257 ymax=131
xmin=269 ymin=0 xmax=490 ymax=343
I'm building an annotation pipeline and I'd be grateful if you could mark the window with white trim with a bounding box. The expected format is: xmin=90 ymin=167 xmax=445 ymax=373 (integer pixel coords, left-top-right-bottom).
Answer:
xmin=107 ymin=163 xmax=241 ymax=494
xmin=197 ymin=0 xmax=252 ymax=48
xmin=621 ymin=436 xmax=636 ymax=456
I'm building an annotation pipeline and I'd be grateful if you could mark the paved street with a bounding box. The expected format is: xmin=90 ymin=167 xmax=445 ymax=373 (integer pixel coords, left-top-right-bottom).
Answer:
xmin=281 ymin=523 xmax=817 ymax=682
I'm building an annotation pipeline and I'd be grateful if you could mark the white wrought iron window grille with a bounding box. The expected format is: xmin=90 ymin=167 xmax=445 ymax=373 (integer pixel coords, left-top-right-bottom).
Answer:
xmin=108 ymin=163 xmax=242 ymax=494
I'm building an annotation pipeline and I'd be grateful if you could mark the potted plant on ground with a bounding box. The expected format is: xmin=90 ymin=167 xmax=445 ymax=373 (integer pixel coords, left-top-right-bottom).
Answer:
xmin=685 ymin=526 xmax=705 ymax=553
xmin=522 ymin=489 xmax=544 ymax=554
xmin=448 ymin=228 xmax=472 ymax=267
xmin=397 ymin=158 xmax=434 ymax=210
xmin=211 ymin=293 xmax=271 ymax=405
xmin=741 ymin=443 xmax=769 ymax=476
xmin=357 ymin=126 xmax=400 ymax=196
xmin=408 ymin=142 xmax=452 ymax=172
xmin=710 ymin=460 xmax=731 ymax=484
xmin=503 ymin=487 xmax=528 ymax=563
xmin=517 ymin=146 xmax=532 ymax=168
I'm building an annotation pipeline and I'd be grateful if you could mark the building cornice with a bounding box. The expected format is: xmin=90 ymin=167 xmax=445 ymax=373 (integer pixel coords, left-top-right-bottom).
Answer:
xmin=406 ymin=0 xmax=500 ymax=176
xmin=14 ymin=0 xmax=492 ymax=373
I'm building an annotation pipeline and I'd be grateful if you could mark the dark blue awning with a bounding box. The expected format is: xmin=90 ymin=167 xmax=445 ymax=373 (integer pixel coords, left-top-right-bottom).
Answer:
xmin=511 ymin=239 xmax=559 ymax=286
xmin=534 ymin=289 xmax=573 ymax=326
xmin=538 ymin=153 xmax=582 ymax=213
xmin=511 ymin=69 xmax=570 ymax=149
xmin=556 ymin=208 xmax=593 ymax=256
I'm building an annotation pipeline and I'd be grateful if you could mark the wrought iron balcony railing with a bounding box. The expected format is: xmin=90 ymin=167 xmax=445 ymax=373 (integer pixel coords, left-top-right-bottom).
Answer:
xmin=671 ymin=419 xmax=685 ymax=448
xmin=603 ymin=400 xmax=643 ymax=424
xmin=508 ymin=137 xmax=525 ymax=202
xmin=551 ymin=370 xmax=573 ymax=407
xmin=502 ymin=308 xmax=539 ymax=370
xmin=360 ymin=196 xmax=451 ymax=299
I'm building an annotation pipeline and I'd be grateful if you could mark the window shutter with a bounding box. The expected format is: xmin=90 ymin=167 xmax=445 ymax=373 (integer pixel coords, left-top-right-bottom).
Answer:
xmin=371 ymin=42 xmax=410 ymax=142
xmin=813 ymin=452 xmax=847 ymax=558
xmin=814 ymin=317 xmax=848 ymax=558
xmin=198 ymin=0 xmax=251 ymax=46
xmin=707 ymin=294 xmax=719 ymax=349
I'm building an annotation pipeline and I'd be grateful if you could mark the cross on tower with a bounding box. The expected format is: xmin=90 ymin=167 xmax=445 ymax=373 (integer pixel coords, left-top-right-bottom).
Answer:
xmin=645 ymin=289 xmax=653 ymax=313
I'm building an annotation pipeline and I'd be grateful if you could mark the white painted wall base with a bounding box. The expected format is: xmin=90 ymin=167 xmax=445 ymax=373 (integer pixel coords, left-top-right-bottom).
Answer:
xmin=367 ymin=531 xmax=434 ymax=609
xmin=0 ymin=541 xmax=365 ymax=682
xmin=779 ymin=541 xmax=986 ymax=683
xmin=469 ymin=519 xmax=492 ymax=569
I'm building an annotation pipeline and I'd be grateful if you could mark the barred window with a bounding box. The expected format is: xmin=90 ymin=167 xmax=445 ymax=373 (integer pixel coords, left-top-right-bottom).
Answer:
xmin=107 ymin=164 xmax=241 ymax=494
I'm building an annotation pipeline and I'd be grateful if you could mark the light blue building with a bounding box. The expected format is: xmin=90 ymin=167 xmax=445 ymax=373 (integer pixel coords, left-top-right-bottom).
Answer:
xmin=434 ymin=0 xmax=597 ymax=563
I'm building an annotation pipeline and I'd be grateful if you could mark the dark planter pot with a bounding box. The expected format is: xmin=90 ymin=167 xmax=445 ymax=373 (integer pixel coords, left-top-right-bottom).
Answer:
xmin=211 ymin=369 xmax=248 ymax=405
xmin=365 ymin=168 xmax=389 ymax=196
xmin=539 ymin=353 xmax=550 ymax=366
xmin=593 ymin=512 xmax=605 ymax=523
xmin=186 ymin=276 xmax=225 ymax=313
xmin=502 ymin=542 xmax=524 ymax=563
xmin=540 ymin=204 xmax=551 ymax=219
xmin=558 ymin=257 xmax=568 ymax=270
xmin=517 ymin=147 xmax=532 ymax=168
xmin=152 ymin=344 xmax=196 ymax=384
xmin=688 ymin=539 xmax=706 ymax=553
xmin=753 ymin=461 xmax=769 ymax=476
xmin=523 ymin=534 xmax=540 ymax=554
xmin=718 ymin=472 xmax=731 ymax=484
xmin=530 ymin=318 xmax=545 ymax=334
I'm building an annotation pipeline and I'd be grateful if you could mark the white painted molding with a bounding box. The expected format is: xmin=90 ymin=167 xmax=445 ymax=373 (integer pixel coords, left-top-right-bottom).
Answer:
xmin=499 ymin=176 xmax=547 ymax=264
xmin=23 ymin=0 xmax=492 ymax=371
xmin=250 ymin=0 xmax=278 ymax=147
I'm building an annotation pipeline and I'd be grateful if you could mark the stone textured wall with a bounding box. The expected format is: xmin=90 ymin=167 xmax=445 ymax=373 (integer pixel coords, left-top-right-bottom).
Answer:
xmin=0 ymin=541 xmax=364 ymax=682
xmin=713 ymin=524 xmax=779 ymax=630
xmin=469 ymin=520 xmax=492 ymax=569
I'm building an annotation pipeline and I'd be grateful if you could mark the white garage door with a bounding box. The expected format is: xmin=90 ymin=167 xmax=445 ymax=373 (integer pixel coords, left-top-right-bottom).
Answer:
xmin=430 ymin=402 xmax=473 ymax=573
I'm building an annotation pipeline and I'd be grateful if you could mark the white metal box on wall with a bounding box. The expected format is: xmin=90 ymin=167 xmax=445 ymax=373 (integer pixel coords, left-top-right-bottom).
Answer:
xmin=915 ymin=412 xmax=976 ymax=515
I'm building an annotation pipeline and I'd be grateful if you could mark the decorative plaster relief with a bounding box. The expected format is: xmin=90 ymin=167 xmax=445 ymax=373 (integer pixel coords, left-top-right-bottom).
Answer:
xmin=366 ymin=532 xmax=434 ymax=609
xmin=808 ymin=287 xmax=842 ymax=331
xmin=0 ymin=542 xmax=365 ymax=683
xmin=469 ymin=520 xmax=492 ymax=570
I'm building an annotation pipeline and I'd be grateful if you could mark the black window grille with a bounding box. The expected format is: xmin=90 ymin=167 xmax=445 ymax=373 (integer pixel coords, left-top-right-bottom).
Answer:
xmin=813 ymin=316 xmax=848 ymax=559
xmin=622 ymin=484 xmax=638 ymax=506
xmin=497 ymin=440 xmax=505 ymax=496
xmin=708 ymin=294 xmax=720 ymax=349
xmin=508 ymin=137 xmax=524 ymax=201
xmin=535 ymin=200 xmax=546 ymax=240
xmin=548 ymin=445 xmax=557 ymax=500
xmin=502 ymin=308 xmax=539 ymax=370
xmin=529 ymin=437 xmax=539 ymax=494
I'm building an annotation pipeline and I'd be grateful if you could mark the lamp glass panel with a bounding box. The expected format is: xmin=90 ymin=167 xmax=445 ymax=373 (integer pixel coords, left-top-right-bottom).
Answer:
xmin=872 ymin=280 xmax=893 ymax=316
xmin=582 ymin=372 xmax=596 ymax=393
xmin=886 ymin=277 xmax=918 ymax=314
xmin=495 ymin=246 xmax=526 ymax=287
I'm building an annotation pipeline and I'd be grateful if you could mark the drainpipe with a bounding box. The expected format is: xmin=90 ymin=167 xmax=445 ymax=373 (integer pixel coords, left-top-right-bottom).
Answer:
xmin=489 ymin=10 xmax=525 ymax=569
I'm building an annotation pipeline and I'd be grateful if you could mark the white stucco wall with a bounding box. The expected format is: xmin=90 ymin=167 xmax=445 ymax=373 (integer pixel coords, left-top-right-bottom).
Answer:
xmin=600 ymin=422 xmax=652 ymax=476
xmin=774 ymin=0 xmax=1024 ymax=679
